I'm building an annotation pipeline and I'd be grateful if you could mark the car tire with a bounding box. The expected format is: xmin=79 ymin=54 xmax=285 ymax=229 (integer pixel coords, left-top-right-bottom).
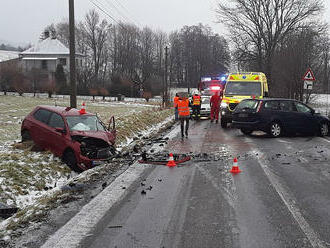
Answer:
xmin=63 ymin=150 xmax=82 ymax=173
xmin=241 ymin=128 xmax=253 ymax=135
xmin=269 ymin=121 xmax=282 ymax=138
xmin=21 ymin=130 xmax=31 ymax=142
xmin=318 ymin=122 xmax=329 ymax=137
xmin=221 ymin=119 xmax=228 ymax=128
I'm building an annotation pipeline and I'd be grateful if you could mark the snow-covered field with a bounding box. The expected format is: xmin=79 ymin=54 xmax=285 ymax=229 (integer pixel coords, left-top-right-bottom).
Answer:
xmin=309 ymin=94 xmax=330 ymax=116
xmin=0 ymin=95 xmax=172 ymax=241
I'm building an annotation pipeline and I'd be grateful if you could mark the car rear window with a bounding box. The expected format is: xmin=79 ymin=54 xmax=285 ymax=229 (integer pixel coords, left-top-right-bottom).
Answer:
xmin=33 ymin=109 xmax=52 ymax=124
xmin=236 ymin=100 xmax=259 ymax=110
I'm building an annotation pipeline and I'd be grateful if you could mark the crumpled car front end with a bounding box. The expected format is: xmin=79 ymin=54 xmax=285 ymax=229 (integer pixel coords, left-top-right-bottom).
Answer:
xmin=71 ymin=134 xmax=116 ymax=170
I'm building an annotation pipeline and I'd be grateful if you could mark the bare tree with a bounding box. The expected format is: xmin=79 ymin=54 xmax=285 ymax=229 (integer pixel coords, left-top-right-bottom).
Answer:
xmin=80 ymin=10 xmax=111 ymax=82
xmin=217 ymin=0 xmax=323 ymax=92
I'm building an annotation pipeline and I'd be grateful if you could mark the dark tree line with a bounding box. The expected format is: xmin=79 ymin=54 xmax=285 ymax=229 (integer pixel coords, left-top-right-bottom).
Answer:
xmin=1 ymin=9 xmax=230 ymax=99
xmin=53 ymin=10 xmax=230 ymax=98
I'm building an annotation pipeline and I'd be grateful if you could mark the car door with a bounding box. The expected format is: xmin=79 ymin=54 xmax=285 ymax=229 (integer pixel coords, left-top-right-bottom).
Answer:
xmin=44 ymin=112 xmax=68 ymax=156
xmin=292 ymin=101 xmax=318 ymax=133
xmin=31 ymin=109 xmax=52 ymax=147
xmin=278 ymin=100 xmax=297 ymax=133
xmin=262 ymin=100 xmax=280 ymax=125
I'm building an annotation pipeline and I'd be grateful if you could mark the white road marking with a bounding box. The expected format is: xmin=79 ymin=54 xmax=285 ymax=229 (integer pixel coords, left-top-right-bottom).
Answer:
xmin=244 ymin=138 xmax=326 ymax=248
xmin=318 ymin=137 xmax=330 ymax=144
xmin=41 ymin=124 xmax=181 ymax=248
xmin=277 ymin=138 xmax=292 ymax=144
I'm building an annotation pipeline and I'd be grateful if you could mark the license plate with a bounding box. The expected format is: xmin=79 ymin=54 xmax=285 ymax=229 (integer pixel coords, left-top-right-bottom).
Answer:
xmin=239 ymin=113 xmax=248 ymax=117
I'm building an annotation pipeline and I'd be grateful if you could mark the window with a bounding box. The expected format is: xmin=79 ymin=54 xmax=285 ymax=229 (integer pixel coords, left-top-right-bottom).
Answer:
xmin=59 ymin=58 xmax=67 ymax=66
xmin=66 ymin=115 xmax=106 ymax=132
xmin=33 ymin=109 xmax=52 ymax=124
xmin=295 ymin=102 xmax=312 ymax=113
xmin=264 ymin=101 xmax=279 ymax=110
xmin=236 ymin=99 xmax=259 ymax=110
xmin=279 ymin=101 xmax=294 ymax=111
xmin=41 ymin=60 xmax=48 ymax=70
xmin=225 ymin=81 xmax=261 ymax=96
xmin=48 ymin=113 xmax=65 ymax=129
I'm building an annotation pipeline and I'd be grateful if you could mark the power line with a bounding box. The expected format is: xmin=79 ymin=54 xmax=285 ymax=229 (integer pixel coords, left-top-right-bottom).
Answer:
xmin=103 ymin=0 xmax=134 ymax=24
xmin=89 ymin=0 xmax=119 ymax=24
xmin=111 ymin=0 xmax=142 ymax=26
xmin=90 ymin=0 xmax=140 ymax=29
xmin=89 ymin=0 xmax=139 ymax=35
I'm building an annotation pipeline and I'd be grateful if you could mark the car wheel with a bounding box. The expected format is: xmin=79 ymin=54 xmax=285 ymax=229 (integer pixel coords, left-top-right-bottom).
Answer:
xmin=241 ymin=128 xmax=253 ymax=135
xmin=221 ymin=119 xmax=228 ymax=128
xmin=318 ymin=122 xmax=329 ymax=137
xmin=21 ymin=130 xmax=31 ymax=142
xmin=63 ymin=150 xmax=82 ymax=173
xmin=269 ymin=121 xmax=282 ymax=138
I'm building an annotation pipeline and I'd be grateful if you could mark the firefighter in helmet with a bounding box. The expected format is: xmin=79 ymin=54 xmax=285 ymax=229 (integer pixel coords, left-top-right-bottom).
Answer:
xmin=191 ymin=90 xmax=201 ymax=120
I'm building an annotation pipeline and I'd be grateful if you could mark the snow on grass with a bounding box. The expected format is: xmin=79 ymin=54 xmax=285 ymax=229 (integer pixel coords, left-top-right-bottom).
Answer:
xmin=0 ymin=95 xmax=173 ymax=241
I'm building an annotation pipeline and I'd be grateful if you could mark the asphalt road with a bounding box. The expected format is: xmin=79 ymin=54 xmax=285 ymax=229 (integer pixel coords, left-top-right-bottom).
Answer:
xmin=63 ymin=121 xmax=330 ymax=248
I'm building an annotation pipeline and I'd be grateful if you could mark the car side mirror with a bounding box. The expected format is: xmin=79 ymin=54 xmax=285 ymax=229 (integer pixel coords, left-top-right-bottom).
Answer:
xmin=311 ymin=109 xmax=315 ymax=115
xmin=55 ymin=127 xmax=66 ymax=134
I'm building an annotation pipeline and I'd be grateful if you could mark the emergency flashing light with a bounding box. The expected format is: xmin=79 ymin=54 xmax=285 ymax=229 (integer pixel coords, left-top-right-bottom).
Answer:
xmin=202 ymin=77 xmax=212 ymax=81
xmin=230 ymin=76 xmax=234 ymax=80
xmin=221 ymin=76 xmax=226 ymax=81
xmin=255 ymin=76 xmax=260 ymax=80
xmin=211 ymin=86 xmax=221 ymax=91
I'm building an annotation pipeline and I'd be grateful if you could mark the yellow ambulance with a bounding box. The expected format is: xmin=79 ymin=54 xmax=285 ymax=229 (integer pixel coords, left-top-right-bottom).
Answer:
xmin=220 ymin=72 xmax=269 ymax=128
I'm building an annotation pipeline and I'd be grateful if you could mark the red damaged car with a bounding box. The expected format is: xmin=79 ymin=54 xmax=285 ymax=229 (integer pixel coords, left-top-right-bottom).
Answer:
xmin=21 ymin=105 xmax=116 ymax=172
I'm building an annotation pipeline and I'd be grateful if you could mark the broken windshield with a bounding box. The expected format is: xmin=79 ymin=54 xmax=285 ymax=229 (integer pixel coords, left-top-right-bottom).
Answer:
xmin=66 ymin=115 xmax=106 ymax=132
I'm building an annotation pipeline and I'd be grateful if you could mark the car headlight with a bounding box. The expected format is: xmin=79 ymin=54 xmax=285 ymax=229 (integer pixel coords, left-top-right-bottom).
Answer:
xmin=221 ymin=102 xmax=228 ymax=108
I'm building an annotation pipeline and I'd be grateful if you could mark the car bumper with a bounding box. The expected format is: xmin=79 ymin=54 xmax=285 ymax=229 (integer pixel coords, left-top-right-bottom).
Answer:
xmin=232 ymin=120 xmax=267 ymax=131
xmin=200 ymin=110 xmax=210 ymax=116
xmin=221 ymin=108 xmax=233 ymax=121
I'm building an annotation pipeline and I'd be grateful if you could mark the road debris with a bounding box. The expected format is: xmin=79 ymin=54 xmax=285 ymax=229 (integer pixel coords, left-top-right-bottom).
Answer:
xmin=0 ymin=202 xmax=18 ymax=219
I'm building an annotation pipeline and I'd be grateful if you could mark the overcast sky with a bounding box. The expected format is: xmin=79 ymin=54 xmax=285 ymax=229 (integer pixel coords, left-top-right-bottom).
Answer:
xmin=0 ymin=0 xmax=329 ymax=46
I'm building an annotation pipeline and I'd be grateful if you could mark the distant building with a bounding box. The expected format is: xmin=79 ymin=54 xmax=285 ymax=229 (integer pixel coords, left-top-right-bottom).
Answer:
xmin=0 ymin=50 xmax=20 ymax=70
xmin=0 ymin=50 xmax=20 ymax=63
xmin=19 ymin=36 xmax=84 ymax=80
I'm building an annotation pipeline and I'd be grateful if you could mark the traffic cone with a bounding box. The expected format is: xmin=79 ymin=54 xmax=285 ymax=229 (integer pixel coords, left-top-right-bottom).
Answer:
xmin=167 ymin=153 xmax=177 ymax=167
xmin=79 ymin=102 xmax=86 ymax=114
xmin=230 ymin=157 xmax=241 ymax=174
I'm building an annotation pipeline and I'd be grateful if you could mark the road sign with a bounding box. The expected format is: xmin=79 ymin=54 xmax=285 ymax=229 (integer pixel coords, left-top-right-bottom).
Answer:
xmin=302 ymin=68 xmax=316 ymax=81
xmin=304 ymin=81 xmax=313 ymax=90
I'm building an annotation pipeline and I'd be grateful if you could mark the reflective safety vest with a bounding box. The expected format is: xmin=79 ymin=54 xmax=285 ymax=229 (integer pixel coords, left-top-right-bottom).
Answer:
xmin=177 ymin=99 xmax=190 ymax=116
xmin=192 ymin=95 xmax=201 ymax=105
xmin=173 ymin=96 xmax=179 ymax=108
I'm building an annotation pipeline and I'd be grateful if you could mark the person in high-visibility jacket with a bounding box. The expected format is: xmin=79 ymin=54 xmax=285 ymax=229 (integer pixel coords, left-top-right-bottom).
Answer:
xmin=177 ymin=96 xmax=190 ymax=138
xmin=210 ymin=91 xmax=222 ymax=123
xmin=173 ymin=93 xmax=179 ymax=121
xmin=191 ymin=91 xmax=201 ymax=120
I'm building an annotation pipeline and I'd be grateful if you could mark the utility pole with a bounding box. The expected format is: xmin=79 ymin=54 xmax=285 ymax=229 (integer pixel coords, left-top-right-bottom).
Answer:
xmin=69 ymin=0 xmax=77 ymax=108
xmin=164 ymin=46 xmax=169 ymax=106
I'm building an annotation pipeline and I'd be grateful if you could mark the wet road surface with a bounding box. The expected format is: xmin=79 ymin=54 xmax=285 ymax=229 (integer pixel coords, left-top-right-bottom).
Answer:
xmin=81 ymin=120 xmax=330 ymax=248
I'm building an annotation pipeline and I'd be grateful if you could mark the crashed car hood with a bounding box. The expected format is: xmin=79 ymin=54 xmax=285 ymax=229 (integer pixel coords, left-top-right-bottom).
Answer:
xmin=70 ymin=130 xmax=112 ymax=144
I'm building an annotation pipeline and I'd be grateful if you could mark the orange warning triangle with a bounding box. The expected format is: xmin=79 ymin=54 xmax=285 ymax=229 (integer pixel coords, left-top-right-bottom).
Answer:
xmin=302 ymin=68 xmax=315 ymax=81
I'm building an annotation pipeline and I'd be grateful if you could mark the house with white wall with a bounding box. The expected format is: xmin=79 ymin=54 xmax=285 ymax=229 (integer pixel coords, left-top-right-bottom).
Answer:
xmin=19 ymin=35 xmax=84 ymax=81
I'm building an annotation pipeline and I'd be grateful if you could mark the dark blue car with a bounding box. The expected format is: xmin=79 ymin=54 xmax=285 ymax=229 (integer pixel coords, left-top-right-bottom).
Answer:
xmin=232 ymin=98 xmax=329 ymax=137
